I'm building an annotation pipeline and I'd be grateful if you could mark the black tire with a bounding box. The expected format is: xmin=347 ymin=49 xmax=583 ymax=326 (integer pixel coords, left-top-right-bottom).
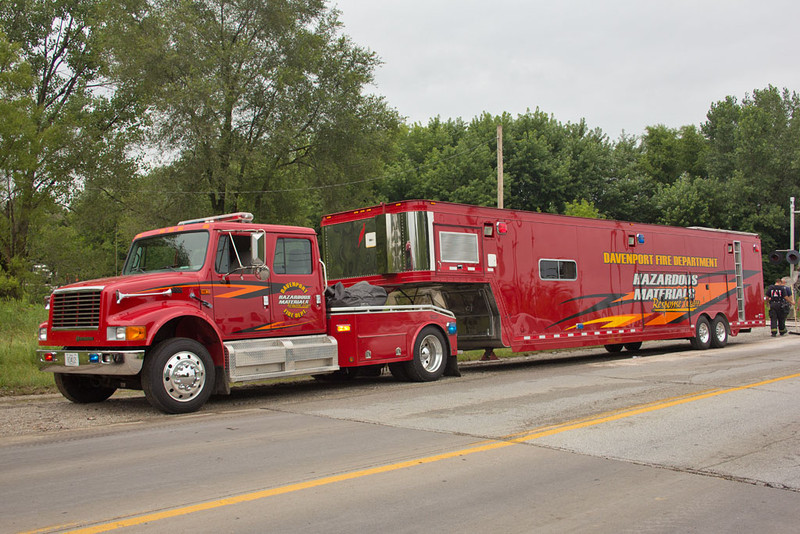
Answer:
xmin=710 ymin=315 xmax=729 ymax=348
xmin=623 ymin=342 xmax=642 ymax=352
xmin=54 ymin=374 xmax=116 ymax=403
xmin=403 ymin=326 xmax=447 ymax=382
xmin=604 ymin=344 xmax=624 ymax=353
xmin=690 ymin=316 xmax=712 ymax=350
xmin=142 ymin=338 xmax=215 ymax=414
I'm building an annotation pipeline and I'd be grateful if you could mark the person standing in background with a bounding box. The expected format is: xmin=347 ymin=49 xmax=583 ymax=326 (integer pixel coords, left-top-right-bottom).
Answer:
xmin=767 ymin=277 xmax=794 ymax=336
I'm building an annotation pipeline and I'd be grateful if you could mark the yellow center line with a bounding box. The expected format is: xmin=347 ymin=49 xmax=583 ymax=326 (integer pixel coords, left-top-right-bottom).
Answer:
xmin=37 ymin=371 xmax=800 ymax=534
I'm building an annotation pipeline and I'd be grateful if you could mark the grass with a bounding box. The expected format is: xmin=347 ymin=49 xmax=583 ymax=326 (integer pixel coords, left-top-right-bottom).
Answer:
xmin=458 ymin=348 xmax=517 ymax=361
xmin=0 ymin=300 xmax=54 ymax=395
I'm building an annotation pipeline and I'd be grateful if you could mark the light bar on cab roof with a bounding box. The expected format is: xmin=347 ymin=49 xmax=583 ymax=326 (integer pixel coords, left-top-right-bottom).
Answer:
xmin=178 ymin=212 xmax=254 ymax=225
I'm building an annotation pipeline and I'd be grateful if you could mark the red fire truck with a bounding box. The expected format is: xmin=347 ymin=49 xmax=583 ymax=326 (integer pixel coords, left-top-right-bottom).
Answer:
xmin=38 ymin=213 xmax=458 ymax=413
xmin=320 ymin=200 xmax=766 ymax=357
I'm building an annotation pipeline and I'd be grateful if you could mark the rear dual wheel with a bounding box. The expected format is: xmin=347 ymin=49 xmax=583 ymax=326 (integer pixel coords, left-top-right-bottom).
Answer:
xmin=395 ymin=327 xmax=447 ymax=382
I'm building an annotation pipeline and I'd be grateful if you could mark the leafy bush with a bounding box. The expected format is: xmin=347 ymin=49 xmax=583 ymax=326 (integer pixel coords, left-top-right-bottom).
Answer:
xmin=0 ymin=300 xmax=53 ymax=394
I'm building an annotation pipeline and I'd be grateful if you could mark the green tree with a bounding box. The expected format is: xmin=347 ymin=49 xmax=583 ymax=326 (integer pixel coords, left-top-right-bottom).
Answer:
xmin=506 ymin=109 xmax=610 ymax=214
xmin=379 ymin=115 xmax=496 ymax=206
xmin=564 ymin=198 xmax=604 ymax=219
xmin=118 ymin=0 xmax=400 ymax=226
xmin=702 ymin=86 xmax=800 ymax=281
xmin=0 ymin=0 xmax=141 ymax=293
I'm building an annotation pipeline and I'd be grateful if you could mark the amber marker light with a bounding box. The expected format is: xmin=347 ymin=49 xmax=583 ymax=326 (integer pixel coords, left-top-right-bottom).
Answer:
xmin=126 ymin=326 xmax=146 ymax=341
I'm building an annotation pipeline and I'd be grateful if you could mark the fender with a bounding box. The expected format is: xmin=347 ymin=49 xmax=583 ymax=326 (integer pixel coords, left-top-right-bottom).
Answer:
xmin=109 ymin=300 xmax=225 ymax=367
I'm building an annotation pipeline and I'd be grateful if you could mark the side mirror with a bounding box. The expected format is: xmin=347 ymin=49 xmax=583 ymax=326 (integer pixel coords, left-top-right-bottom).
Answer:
xmin=255 ymin=264 xmax=270 ymax=281
xmin=251 ymin=231 xmax=266 ymax=266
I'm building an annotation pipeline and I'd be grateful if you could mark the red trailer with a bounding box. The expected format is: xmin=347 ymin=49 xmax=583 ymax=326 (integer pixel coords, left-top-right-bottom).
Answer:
xmin=321 ymin=200 xmax=766 ymax=356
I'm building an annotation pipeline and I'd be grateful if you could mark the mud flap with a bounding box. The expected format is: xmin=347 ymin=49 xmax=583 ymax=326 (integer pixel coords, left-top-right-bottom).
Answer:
xmin=213 ymin=366 xmax=231 ymax=395
xmin=444 ymin=354 xmax=461 ymax=377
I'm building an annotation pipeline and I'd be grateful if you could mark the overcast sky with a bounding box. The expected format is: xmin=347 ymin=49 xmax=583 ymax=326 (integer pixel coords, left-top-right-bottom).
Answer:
xmin=332 ymin=0 xmax=800 ymax=139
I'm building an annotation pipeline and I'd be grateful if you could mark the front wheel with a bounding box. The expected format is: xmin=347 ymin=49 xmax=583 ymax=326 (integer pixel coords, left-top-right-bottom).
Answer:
xmin=404 ymin=326 xmax=447 ymax=382
xmin=142 ymin=338 xmax=215 ymax=414
xmin=690 ymin=316 xmax=712 ymax=350
xmin=54 ymin=374 xmax=116 ymax=403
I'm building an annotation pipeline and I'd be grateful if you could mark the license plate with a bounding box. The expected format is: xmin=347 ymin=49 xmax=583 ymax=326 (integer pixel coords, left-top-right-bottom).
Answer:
xmin=65 ymin=353 xmax=79 ymax=367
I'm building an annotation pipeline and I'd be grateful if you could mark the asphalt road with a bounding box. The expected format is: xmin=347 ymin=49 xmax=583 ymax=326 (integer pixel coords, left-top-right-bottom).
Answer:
xmin=3 ymin=327 xmax=800 ymax=533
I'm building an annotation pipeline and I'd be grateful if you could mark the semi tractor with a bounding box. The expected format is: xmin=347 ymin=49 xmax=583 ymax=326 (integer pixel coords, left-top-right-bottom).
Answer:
xmin=320 ymin=200 xmax=765 ymax=357
xmin=38 ymin=212 xmax=458 ymax=413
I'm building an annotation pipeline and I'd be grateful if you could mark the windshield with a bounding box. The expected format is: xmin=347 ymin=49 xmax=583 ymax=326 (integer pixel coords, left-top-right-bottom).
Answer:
xmin=122 ymin=231 xmax=209 ymax=275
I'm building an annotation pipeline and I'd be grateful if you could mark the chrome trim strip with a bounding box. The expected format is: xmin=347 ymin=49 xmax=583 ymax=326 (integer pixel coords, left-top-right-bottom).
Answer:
xmin=53 ymin=286 xmax=106 ymax=293
xmin=328 ymin=304 xmax=456 ymax=319
xmin=38 ymin=349 xmax=145 ymax=375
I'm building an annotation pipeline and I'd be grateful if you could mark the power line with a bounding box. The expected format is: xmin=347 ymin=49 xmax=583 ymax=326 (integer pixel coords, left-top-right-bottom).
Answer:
xmin=78 ymin=138 xmax=488 ymax=196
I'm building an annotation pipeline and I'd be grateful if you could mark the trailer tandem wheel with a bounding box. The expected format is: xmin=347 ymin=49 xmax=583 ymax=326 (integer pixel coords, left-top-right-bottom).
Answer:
xmin=690 ymin=316 xmax=712 ymax=350
xmin=710 ymin=315 xmax=729 ymax=348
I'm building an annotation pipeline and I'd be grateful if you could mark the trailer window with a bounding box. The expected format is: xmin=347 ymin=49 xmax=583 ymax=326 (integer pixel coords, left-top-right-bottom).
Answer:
xmin=440 ymin=232 xmax=479 ymax=263
xmin=539 ymin=259 xmax=577 ymax=281
xmin=321 ymin=219 xmax=379 ymax=279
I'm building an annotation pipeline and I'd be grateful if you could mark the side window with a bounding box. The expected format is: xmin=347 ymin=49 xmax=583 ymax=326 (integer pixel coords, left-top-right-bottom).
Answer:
xmin=539 ymin=259 xmax=577 ymax=281
xmin=215 ymin=234 xmax=254 ymax=274
xmin=439 ymin=231 xmax=479 ymax=263
xmin=274 ymin=238 xmax=312 ymax=275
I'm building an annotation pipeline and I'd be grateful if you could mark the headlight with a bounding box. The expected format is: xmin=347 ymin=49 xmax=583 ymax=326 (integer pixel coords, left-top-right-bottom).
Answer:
xmin=39 ymin=327 xmax=48 ymax=342
xmin=106 ymin=326 xmax=146 ymax=341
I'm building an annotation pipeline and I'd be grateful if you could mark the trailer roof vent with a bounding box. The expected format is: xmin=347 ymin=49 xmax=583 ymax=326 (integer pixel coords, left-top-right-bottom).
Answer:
xmin=178 ymin=212 xmax=254 ymax=225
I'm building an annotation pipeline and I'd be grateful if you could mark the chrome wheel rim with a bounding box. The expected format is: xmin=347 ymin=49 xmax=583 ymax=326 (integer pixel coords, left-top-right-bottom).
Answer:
xmin=714 ymin=321 xmax=726 ymax=343
xmin=698 ymin=322 xmax=711 ymax=345
xmin=419 ymin=335 xmax=444 ymax=373
xmin=162 ymin=351 xmax=206 ymax=402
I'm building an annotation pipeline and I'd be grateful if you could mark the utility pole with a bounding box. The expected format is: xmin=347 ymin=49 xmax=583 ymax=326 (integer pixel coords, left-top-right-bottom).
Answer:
xmin=497 ymin=124 xmax=504 ymax=209
xmin=792 ymin=197 xmax=798 ymax=283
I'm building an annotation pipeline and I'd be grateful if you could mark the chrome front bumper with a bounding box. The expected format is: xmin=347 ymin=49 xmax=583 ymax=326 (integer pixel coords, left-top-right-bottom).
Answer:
xmin=38 ymin=349 xmax=145 ymax=375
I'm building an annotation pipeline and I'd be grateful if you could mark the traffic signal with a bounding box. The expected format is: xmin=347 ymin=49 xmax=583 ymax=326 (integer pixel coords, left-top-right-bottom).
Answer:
xmin=769 ymin=250 xmax=800 ymax=264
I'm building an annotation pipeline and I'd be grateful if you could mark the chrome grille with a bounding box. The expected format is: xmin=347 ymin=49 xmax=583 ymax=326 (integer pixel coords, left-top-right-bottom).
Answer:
xmin=51 ymin=289 xmax=102 ymax=329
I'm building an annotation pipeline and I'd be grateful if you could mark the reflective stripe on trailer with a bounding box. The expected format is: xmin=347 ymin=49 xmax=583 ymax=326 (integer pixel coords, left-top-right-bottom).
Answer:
xmin=521 ymin=320 xmax=765 ymax=342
